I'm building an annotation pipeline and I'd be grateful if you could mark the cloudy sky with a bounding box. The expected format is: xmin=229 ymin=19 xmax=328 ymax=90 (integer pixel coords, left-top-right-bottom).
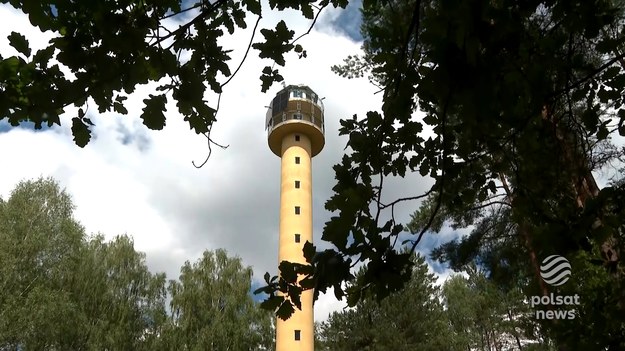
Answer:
xmin=0 ymin=0 xmax=467 ymax=321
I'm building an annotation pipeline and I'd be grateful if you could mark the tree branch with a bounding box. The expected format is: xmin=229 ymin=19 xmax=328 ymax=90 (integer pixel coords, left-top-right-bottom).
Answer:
xmin=151 ymin=0 xmax=229 ymax=48
xmin=191 ymin=11 xmax=262 ymax=168
xmin=391 ymin=0 xmax=421 ymax=95
xmin=267 ymin=2 xmax=328 ymax=73
xmin=550 ymin=52 xmax=625 ymax=98
xmin=468 ymin=200 xmax=511 ymax=212
xmin=220 ymin=14 xmax=263 ymax=89
xmin=159 ymin=2 xmax=204 ymax=21
xmin=409 ymin=88 xmax=452 ymax=255
xmin=379 ymin=189 xmax=433 ymax=210
xmin=192 ymin=93 xmax=229 ymax=168
xmin=291 ymin=3 xmax=329 ymax=45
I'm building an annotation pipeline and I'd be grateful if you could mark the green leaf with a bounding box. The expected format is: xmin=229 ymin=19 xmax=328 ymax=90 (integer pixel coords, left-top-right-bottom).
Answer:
xmin=301 ymin=3 xmax=314 ymax=19
xmin=300 ymin=276 xmax=315 ymax=289
xmin=0 ymin=56 xmax=21 ymax=77
xmin=8 ymin=32 xmax=31 ymax=57
xmin=345 ymin=287 xmax=361 ymax=307
xmin=381 ymin=220 xmax=393 ymax=232
xmin=597 ymin=124 xmax=609 ymax=140
xmin=183 ymin=108 xmax=215 ymax=134
xmin=243 ymin=0 xmax=262 ymax=15
xmin=322 ymin=216 xmax=350 ymax=250
xmin=140 ymin=94 xmax=167 ymax=130
xmin=232 ymin=8 xmax=247 ymax=29
xmin=71 ymin=117 xmax=91 ymax=147
xmin=582 ymin=109 xmax=599 ymax=131
xmin=477 ymin=189 xmax=487 ymax=202
xmin=276 ymin=299 xmax=295 ymax=320
xmin=423 ymin=114 xmax=437 ymax=125
xmin=419 ymin=159 xmax=430 ymax=176
xmin=113 ymin=102 xmax=129 ymax=114
xmin=597 ymin=88 xmax=620 ymax=103
xmin=571 ymin=87 xmax=588 ymax=102
xmin=596 ymin=38 xmax=618 ymax=53
xmin=278 ymin=261 xmax=298 ymax=283
xmin=260 ymin=294 xmax=284 ymax=312
xmin=303 ymin=242 xmax=316 ymax=262
xmin=254 ymin=285 xmax=272 ymax=295
xmin=252 ymin=21 xmax=295 ymax=67
xmin=603 ymin=66 xmax=621 ymax=80
xmin=391 ymin=224 xmax=403 ymax=236
xmin=44 ymin=112 xmax=61 ymax=127
xmin=259 ymin=67 xmax=284 ymax=92
xmin=288 ymin=284 xmax=303 ymax=309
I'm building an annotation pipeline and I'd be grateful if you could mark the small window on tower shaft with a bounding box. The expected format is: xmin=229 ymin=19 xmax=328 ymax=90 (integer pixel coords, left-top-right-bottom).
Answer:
xmin=294 ymin=330 xmax=301 ymax=341
xmin=295 ymin=156 xmax=300 ymax=164
xmin=295 ymin=206 xmax=300 ymax=215
xmin=295 ymin=135 xmax=300 ymax=141
xmin=295 ymin=234 xmax=301 ymax=243
xmin=295 ymin=180 xmax=300 ymax=189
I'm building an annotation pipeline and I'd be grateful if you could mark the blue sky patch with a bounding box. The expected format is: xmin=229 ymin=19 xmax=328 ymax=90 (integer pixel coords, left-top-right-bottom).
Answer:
xmin=250 ymin=279 xmax=268 ymax=302
xmin=0 ymin=121 xmax=11 ymax=134
xmin=113 ymin=122 xmax=151 ymax=152
xmin=0 ymin=120 xmax=55 ymax=134
xmin=329 ymin=0 xmax=363 ymax=42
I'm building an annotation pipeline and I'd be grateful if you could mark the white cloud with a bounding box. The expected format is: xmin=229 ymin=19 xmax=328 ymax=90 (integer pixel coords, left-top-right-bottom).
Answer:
xmin=314 ymin=290 xmax=348 ymax=322
xmin=431 ymin=264 xmax=467 ymax=288
xmin=0 ymin=6 xmax=56 ymax=55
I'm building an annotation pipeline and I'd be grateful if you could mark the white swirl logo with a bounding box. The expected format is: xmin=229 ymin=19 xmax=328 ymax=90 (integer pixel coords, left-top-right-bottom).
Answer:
xmin=540 ymin=255 xmax=571 ymax=286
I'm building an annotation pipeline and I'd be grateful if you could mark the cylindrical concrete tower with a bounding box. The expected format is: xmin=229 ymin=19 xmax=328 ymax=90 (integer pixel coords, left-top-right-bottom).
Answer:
xmin=266 ymin=84 xmax=325 ymax=351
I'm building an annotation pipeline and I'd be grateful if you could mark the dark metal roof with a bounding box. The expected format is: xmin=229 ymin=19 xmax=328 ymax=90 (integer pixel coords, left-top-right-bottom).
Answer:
xmin=276 ymin=84 xmax=317 ymax=95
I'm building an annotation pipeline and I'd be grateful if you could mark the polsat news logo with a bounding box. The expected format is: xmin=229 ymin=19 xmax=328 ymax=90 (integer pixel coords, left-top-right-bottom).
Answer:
xmin=530 ymin=255 xmax=580 ymax=320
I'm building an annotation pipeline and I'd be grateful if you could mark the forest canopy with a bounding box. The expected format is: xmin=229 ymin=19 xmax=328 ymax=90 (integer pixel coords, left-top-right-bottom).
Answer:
xmin=0 ymin=177 xmax=274 ymax=350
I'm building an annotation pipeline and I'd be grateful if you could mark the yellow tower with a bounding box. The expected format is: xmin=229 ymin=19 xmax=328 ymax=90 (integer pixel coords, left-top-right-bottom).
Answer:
xmin=266 ymin=84 xmax=325 ymax=351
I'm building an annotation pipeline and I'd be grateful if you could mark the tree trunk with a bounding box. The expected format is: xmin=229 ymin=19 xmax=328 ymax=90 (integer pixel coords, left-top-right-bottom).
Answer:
xmin=506 ymin=308 xmax=523 ymax=350
xmin=542 ymin=105 xmax=618 ymax=266
xmin=500 ymin=174 xmax=551 ymax=299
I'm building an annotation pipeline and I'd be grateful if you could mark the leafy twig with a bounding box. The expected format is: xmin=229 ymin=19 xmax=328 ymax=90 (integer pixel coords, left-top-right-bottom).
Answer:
xmin=151 ymin=0 xmax=228 ymax=48
xmin=159 ymin=2 xmax=204 ymax=21
xmin=379 ymin=190 xmax=433 ymax=210
xmin=221 ymin=14 xmax=262 ymax=89
xmin=291 ymin=3 xmax=329 ymax=45
xmin=409 ymin=88 xmax=452 ymax=255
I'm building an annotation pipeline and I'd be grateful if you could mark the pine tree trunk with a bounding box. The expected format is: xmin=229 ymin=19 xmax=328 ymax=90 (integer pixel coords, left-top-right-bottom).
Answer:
xmin=500 ymin=174 xmax=551 ymax=298
xmin=506 ymin=308 xmax=523 ymax=350
xmin=544 ymin=106 xmax=619 ymax=270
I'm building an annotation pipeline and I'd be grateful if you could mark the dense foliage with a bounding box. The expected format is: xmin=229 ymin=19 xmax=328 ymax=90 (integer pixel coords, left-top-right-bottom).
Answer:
xmin=0 ymin=0 xmax=347 ymax=146
xmin=0 ymin=178 xmax=272 ymax=350
xmin=317 ymin=259 xmax=553 ymax=351
xmin=317 ymin=254 xmax=453 ymax=351
xmin=0 ymin=176 xmax=561 ymax=350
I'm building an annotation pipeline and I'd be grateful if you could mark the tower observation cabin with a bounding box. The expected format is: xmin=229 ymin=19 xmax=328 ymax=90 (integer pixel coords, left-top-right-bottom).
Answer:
xmin=266 ymin=84 xmax=325 ymax=157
